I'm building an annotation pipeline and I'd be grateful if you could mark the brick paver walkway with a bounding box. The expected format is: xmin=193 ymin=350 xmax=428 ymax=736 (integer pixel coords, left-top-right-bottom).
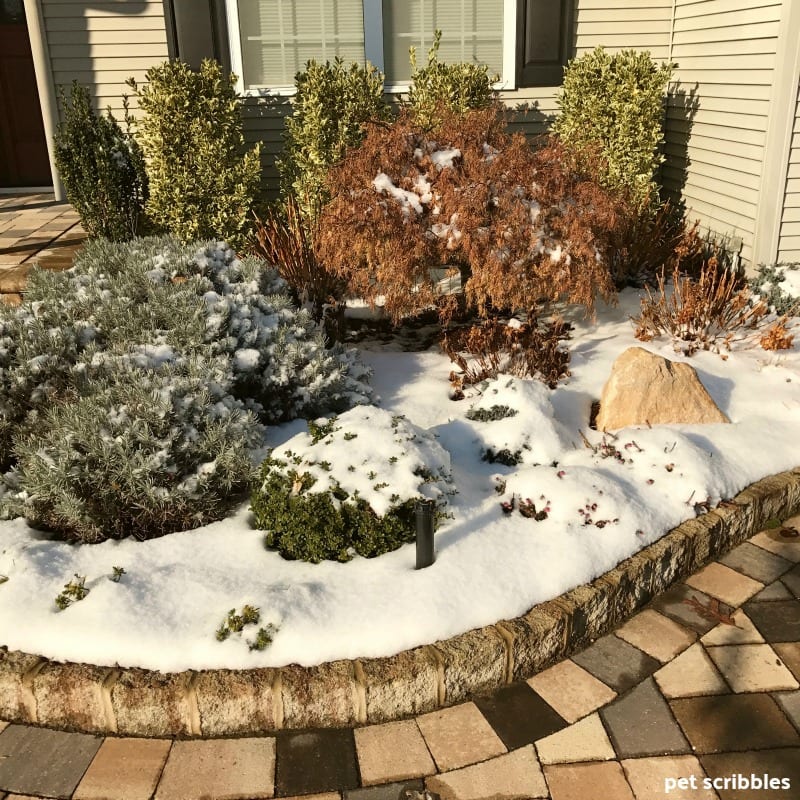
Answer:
xmin=0 ymin=193 xmax=86 ymax=304
xmin=0 ymin=195 xmax=799 ymax=798
xmin=0 ymin=520 xmax=797 ymax=800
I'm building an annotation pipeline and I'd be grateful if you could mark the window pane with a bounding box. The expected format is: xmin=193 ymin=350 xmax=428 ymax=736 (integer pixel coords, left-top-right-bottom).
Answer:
xmin=382 ymin=0 xmax=503 ymax=83
xmin=236 ymin=0 xmax=365 ymax=89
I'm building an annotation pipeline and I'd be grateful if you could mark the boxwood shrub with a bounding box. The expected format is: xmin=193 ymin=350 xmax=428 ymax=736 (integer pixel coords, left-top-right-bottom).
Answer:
xmin=251 ymin=406 xmax=453 ymax=562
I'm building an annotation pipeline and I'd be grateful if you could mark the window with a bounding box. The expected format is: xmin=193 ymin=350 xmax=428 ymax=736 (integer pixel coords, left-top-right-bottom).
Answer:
xmin=225 ymin=0 xmax=568 ymax=94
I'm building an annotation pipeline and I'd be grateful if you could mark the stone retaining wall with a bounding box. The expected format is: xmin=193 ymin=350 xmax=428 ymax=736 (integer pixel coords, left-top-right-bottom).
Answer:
xmin=2 ymin=467 xmax=800 ymax=737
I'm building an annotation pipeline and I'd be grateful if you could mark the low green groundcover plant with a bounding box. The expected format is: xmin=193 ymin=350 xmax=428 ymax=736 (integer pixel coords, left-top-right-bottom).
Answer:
xmin=251 ymin=406 xmax=454 ymax=562
xmin=0 ymin=237 xmax=371 ymax=542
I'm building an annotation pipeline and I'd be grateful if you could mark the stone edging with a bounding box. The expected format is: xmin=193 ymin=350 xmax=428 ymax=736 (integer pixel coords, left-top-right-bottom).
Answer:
xmin=2 ymin=468 xmax=800 ymax=737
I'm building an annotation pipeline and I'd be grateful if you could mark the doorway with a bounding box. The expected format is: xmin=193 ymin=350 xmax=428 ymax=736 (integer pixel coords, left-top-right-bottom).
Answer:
xmin=0 ymin=0 xmax=51 ymax=188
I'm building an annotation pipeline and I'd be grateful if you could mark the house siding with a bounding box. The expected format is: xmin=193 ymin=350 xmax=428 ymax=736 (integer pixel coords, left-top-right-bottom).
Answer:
xmin=41 ymin=0 xmax=169 ymax=114
xmin=661 ymin=0 xmax=784 ymax=265
xmin=777 ymin=83 xmax=800 ymax=262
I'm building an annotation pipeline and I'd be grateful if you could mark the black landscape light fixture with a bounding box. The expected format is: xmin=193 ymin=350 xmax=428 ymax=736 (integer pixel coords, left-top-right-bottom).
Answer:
xmin=415 ymin=499 xmax=435 ymax=569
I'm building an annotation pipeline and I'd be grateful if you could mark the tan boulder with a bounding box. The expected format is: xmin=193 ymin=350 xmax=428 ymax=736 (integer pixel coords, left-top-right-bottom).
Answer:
xmin=596 ymin=346 xmax=729 ymax=431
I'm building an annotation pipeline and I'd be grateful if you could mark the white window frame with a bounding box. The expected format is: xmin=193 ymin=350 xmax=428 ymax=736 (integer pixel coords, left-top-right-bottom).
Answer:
xmin=226 ymin=0 xmax=517 ymax=96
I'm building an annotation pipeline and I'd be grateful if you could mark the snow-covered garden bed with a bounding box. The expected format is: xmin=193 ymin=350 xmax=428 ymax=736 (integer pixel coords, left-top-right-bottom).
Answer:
xmin=1 ymin=286 xmax=799 ymax=672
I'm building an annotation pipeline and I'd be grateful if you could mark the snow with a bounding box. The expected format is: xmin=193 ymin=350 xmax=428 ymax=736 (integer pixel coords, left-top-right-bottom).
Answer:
xmin=778 ymin=267 xmax=800 ymax=300
xmin=1 ymin=289 xmax=800 ymax=671
xmin=430 ymin=147 xmax=461 ymax=171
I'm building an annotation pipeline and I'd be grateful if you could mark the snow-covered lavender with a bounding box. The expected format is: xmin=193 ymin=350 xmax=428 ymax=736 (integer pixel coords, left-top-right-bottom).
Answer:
xmin=0 ymin=236 xmax=372 ymax=541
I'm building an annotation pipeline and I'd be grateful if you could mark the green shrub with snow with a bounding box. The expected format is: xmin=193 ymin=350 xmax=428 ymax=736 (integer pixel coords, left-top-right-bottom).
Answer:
xmin=749 ymin=263 xmax=800 ymax=316
xmin=0 ymin=237 xmax=372 ymax=539
xmin=251 ymin=407 xmax=453 ymax=562
xmin=54 ymin=82 xmax=149 ymax=240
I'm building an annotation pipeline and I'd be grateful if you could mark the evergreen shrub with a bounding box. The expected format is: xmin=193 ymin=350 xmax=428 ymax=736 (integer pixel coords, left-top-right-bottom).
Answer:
xmin=406 ymin=30 xmax=497 ymax=130
xmin=0 ymin=237 xmax=372 ymax=540
xmin=128 ymin=60 xmax=261 ymax=250
xmin=251 ymin=406 xmax=453 ymax=562
xmin=53 ymin=83 xmax=148 ymax=240
xmin=552 ymin=47 xmax=674 ymax=209
xmin=278 ymin=58 xmax=390 ymax=222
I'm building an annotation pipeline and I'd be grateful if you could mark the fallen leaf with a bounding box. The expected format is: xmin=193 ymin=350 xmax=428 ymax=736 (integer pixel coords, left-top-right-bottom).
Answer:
xmin=683 ymin=595 xmax=737 ymax=626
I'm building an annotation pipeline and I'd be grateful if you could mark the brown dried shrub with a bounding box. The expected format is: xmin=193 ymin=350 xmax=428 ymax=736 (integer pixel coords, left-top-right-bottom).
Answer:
xmin=632 ymin=260 xmax=768 ymax=355
xmin=760 ymin=317 xmax=794 ymax=351
xmin=251 ymin=195 xmax=345 ymax=320
xmin=316 ymin=106 xmax=628 ymax=323
xmin=441 ymin=316 xmax=572 ymax=389
xmin=607 ymin=199 xmax=706 ymax=288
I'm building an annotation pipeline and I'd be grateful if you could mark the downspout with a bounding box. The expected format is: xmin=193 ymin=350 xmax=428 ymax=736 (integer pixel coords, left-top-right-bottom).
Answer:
xmin=22 ymin=0 xmax=64 ymax=201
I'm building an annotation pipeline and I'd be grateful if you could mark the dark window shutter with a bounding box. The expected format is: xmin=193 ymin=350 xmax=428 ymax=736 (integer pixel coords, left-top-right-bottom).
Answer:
xmin=164 ymin=0 xmax=230 ymax=71
xmin=516 ymin=0 xmax=574 ymax=87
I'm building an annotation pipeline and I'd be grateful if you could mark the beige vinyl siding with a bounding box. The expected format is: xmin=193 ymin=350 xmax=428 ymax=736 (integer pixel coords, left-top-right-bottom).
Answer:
xmin=777 ymin=86 xmax=800 ymax=261
xmin=41 ymin=0 xmax=169 ymax=115
xmin=662 ymin=0 xmax=783 ymax=264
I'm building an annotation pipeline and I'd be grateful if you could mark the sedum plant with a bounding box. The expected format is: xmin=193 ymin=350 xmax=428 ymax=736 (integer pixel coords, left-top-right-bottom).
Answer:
xmin=406 ymin=29 xmax=497 ymax=130
xmin=128 ymin=60 xmax=261 ymax=250
xmin=53 ymin=82 xmax=148 ymax=240
xmin=553 ymin=47 xmax=674 ymax=209
xmin=278 ymin=57 xmax=391 ymax=222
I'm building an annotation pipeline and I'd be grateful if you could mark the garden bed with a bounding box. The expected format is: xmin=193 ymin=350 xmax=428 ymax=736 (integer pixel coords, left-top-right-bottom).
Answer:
xmin=2 ymin=288 xmax=800 ymax=735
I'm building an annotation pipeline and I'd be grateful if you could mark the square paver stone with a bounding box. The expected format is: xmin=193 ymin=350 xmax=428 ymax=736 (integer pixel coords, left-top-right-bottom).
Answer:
xmin=700 ymin=748 xmax=800 ymax=800
xmin=426 ymin=745 xmax=548 ymax=800
xmin=544 ymin=761 xmax=635 ymax=800
xmin=743 ymin=599 xmax=800 ymax=643
xmin=781 ymin=564 xmax=800 ymax=598
xmin=344 ymin=780 xmax=424 ymax=800
xmin=354 ymin=720 xmax=435 ymax=786
xmin=700 ymin=609 xmax=765 ymax=646
xmin=74 ymin=737 xmax=171 ymax=800
xmin=750 ymin=527 xmax=800 ymax=563
xmin=572 ymin=634 xmax=661 ymax=694
xmin=621 ymin=755 xmax=720 ymax=800
xmin=752 ymin=580 xmax=795 ymax=601
xmin=615 ymin=609 xmax=697 ymax=662
xmin=472 ymin=681 xmax=567 ymax=750
xmin=526 ymin=659 xmax=617 ymax=723
xmin=669 ymin=694 xmax=800 ymax=754
xmin=775 ymin=643 xmax=800 ymax=681
xmin=600 ymin=677 xmax=690 ymax=758
xmin=706 ymin=644 xmax=800 ymax=693
xmin=535 ymin=712 xmax=615 ymax=764
xmin=650 ymin=585 xmax=733 ymax=635
xmin=654 ymin=643 xmax=729 ymax=699
xmin=155 ymin=738 xmax=275 ymax=800
xmin=0 ymin=725 xmax=103 ymax=799
xmin=275 ymin=729 xmax=358 ymax=797
xmin=415 ymin=702 xmax=506 ymax=772
xmin=719 ymin=542 xmax=794 ymax=584
xmin=281 ymin=795 xmax=340 ymax=800
xmin=685 ymin=564 xmax=764 ymax=608
xmin=773 ymin=691 xmax=800 ymax=734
